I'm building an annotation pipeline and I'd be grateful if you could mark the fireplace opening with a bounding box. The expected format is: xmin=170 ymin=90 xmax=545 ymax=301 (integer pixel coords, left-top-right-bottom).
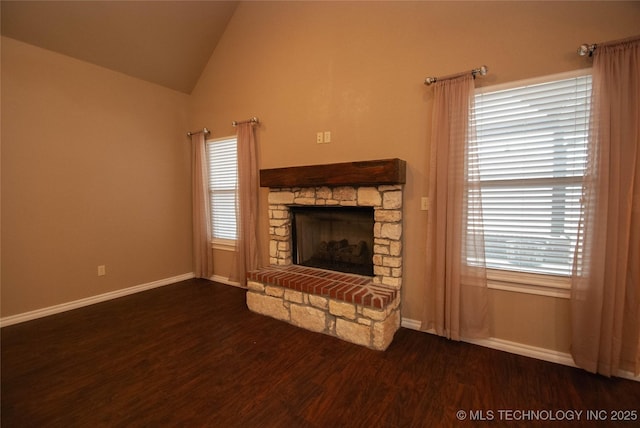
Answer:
xmin=291 ymin=206 xmax=374 ymax=276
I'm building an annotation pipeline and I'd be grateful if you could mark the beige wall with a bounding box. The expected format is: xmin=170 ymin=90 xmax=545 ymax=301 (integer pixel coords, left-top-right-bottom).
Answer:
xmin=189 ymin=1 xmax=640 ymax=352
xmin=1 ymin=37 xmax=192 ymax=317
xmin=2 ymin=1 xmax=638 ymax=353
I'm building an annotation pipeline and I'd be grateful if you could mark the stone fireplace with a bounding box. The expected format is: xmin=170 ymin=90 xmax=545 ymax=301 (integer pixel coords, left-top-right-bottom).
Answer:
xmin=246 ymin=159 xmax=405 ymax=350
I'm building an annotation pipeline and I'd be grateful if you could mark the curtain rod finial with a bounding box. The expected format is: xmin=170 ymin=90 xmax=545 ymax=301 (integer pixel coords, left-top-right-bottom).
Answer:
xmin=578 ymin=44 xmax=596 ymax=57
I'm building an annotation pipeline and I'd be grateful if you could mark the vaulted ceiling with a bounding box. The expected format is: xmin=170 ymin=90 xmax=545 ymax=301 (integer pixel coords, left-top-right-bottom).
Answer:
xmin=1 ymin=1 xmax=239 ymax=93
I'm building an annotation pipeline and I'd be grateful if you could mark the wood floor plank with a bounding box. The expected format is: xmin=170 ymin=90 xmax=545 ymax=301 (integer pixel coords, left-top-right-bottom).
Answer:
xmin=2 ymin=279 xmax=639 ymax=427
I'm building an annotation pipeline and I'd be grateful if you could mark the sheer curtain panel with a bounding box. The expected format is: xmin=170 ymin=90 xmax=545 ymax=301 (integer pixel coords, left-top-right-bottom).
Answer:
xmin=422 ymin=75 xmax=489 ymax=340
xmin=571 ymin=36 xmax=640 ymax=377
xmin=191 ymin=133 xmax=214 ymax=278
xmin=230 ymin=122 xmax=260 ymax=286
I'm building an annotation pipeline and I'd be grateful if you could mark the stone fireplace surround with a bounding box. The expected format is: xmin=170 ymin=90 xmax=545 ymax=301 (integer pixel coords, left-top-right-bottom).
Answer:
xmin=246 ymin=159 xmax=405 ymax=350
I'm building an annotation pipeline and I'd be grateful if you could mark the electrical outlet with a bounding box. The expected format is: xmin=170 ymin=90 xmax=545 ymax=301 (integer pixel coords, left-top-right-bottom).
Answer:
xmin=323 ymin=131 xmax=331 ymax=143
xmin=316 ymin=132 xmax=324 ymax=144
xmin=421 ymin=197 xmax=430 ymax=211
xmin=97 ymin=265 xmax=106 ymax=276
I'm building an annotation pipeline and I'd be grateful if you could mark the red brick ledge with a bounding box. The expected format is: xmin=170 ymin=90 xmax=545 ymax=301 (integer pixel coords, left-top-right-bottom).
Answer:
xmin=247 ymin=265 xmax=397 ymax=309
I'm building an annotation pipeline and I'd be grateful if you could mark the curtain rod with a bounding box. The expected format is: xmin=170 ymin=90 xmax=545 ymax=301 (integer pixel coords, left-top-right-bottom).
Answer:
xmin=186 ymin=127 xmax=210 ymax=137
xmin=232 ymin=117 xmax=260 ymax=127
xmin=424 ymin=65 xmax=488 ymax=85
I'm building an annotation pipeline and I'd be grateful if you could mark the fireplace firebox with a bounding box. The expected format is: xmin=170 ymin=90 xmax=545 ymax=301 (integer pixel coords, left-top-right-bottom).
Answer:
xmin=291 ymin=206 xmax=374 ymax=276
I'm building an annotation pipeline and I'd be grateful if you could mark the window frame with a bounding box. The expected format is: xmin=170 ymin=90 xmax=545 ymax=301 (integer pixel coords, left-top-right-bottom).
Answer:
xmin=472 ymin=69 xmax=592 ymax=298
xmin=206 ymin=135 xmax=238 ymax=252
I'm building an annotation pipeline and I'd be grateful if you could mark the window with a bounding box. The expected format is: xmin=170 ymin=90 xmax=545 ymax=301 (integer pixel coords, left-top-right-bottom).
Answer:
xmin=207 ymin=136 xmax=237 ymax=247
xmin=470 ymin=71 xmax=592 ymax=287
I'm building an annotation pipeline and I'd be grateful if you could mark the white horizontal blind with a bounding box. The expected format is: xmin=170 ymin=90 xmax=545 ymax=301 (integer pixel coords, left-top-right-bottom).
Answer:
xmin=207 ymin=137 xmax=238 ymax=241
xmin=470 ymin=74 xmax=592 ymax=276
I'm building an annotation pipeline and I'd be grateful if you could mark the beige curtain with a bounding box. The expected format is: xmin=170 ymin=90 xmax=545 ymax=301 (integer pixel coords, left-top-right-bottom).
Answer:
xmin=571 ymin=36 xmax=640 ymax=377
xmin=422 ymin=75 xmax=489 ymax=340
xmin=191 ymin=133 xmax=214 ymax=278
xmin=230 ymin=123 xmax=261 ymax=286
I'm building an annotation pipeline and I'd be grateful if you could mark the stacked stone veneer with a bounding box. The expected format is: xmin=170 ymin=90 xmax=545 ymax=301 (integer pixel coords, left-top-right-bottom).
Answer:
xmin=267 ymin=185 xmax=403 ymax=287
xmin=246 ymin=184 xmax=403 ymax=350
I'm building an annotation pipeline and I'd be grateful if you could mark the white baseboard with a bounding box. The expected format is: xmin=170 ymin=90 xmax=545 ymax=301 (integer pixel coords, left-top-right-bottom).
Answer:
xmin=210 ymin=274 xmax=245 ymax=289
xmin=401 ymin=317 xmax=422 ymax=330
xmin=0 ymin=273 xmax=195 ymax=328
xmin=617 ymin=369 xmax=640 ymax=382
xmin=400 ymin=317 xmax=575 ymax=367
xmin=465 ymin=336 xmax=576 ymax=367
xmin=400 ymin=317 xmax=639 ymax=382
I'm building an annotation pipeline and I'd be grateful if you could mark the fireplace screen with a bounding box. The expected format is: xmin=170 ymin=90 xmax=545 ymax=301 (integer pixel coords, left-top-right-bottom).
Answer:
xmin=291 ymin=206 xmax=374 ymax=276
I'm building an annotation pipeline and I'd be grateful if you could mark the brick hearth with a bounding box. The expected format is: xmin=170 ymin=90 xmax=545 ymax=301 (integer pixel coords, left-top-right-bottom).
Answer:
xmin=248 ymin=265 xmax=397 ymax=309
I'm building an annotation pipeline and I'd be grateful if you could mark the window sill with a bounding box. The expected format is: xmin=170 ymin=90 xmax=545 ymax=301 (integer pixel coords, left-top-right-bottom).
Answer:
xmin=486 ymin=269 xmax=571 ymax=299
xmin=211 ymin=239 xmax=236 ymax=252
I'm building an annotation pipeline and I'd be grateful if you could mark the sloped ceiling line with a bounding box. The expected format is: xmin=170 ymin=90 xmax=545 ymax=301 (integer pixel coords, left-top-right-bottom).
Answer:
xmin=1 ymin=1 xmax=240 ymax=94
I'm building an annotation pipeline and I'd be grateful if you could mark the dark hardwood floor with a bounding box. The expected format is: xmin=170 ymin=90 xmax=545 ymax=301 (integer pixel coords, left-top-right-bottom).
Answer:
xmin=2 ymin=279 xmax=639 ymax=427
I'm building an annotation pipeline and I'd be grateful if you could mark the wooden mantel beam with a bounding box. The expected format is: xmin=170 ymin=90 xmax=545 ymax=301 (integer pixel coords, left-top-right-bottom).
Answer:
xmin=260 ymin=158 xmax=406 ymax=188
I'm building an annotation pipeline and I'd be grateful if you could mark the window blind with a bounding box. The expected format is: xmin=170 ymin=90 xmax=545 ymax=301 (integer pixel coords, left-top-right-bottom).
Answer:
xmin=207 ymin=137 xmax=238 ymax=241
xmin=470 ymin=74 xmax=592 ymax=276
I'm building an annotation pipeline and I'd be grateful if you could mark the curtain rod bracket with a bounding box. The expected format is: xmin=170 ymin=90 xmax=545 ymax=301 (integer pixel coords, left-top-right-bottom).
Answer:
xmin=577 ymin=43 xmax=597 ymax=57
